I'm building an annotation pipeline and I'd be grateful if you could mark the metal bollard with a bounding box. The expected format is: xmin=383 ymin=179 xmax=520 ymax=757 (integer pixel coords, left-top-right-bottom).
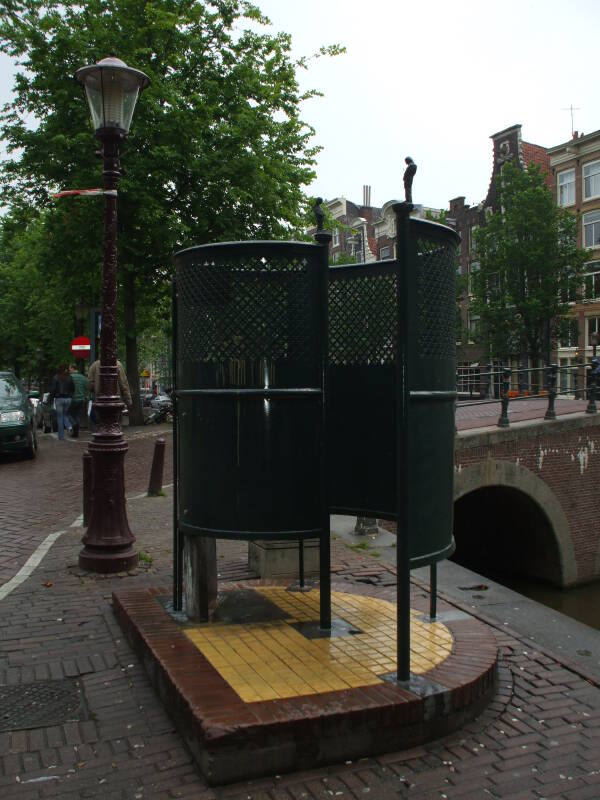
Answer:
xmin=587 ymin=360 xmax=598 ymax=414
xmin=497 ymin=367 xmax=511 ymax=428
xmin=545 ymin=364 xmax=558 ymax=420
xmin=147 ymin=437 xmax=166 ymax=496
xmin=83 ymin=451 xmax=93 ymax=526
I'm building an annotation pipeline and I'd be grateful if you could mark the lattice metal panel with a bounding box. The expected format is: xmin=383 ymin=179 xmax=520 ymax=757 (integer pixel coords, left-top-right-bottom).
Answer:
xmin=0 ymin=679 xmax=86 ymax=731
xmin=329 ymin=272 xmax=397 ymax=365
xmin=177 ymin=252 xmax=314 ymax=367
xmin=416 ymin=237 xmax=456 ymax=359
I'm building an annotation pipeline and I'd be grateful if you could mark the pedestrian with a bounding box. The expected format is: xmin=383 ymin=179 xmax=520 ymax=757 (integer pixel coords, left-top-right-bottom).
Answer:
xmin=49 ymin=364 xmax=74 ymax=441
xmin=68 ymin=364 xmax=87 ymax=438
xmin=87 ymin=358 xmax=132 ymax=430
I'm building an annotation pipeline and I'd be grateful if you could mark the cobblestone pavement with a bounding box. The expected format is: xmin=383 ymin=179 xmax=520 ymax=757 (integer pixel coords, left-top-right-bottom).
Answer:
xmin=456 ymin=398 xmax=589 ymax=431
xmin=0 ymin=425 xmax=172 ymax=588
xmin=2 ymin=438 xmax=600 ymax=797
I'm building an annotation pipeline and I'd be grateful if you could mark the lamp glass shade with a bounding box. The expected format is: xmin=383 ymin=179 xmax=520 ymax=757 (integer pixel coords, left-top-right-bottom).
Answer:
xmin=76 ymin=56 xmax=149 ymax=134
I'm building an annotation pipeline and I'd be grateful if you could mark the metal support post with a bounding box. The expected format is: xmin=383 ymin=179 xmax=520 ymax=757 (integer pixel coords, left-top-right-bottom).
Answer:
xmin=393 ymin=201 xmax=413 ymax=683
xmin=172 ymin=278 xmax=182 ymax=611
xmin=298 ymin=539 xmax=305 ymax=588
xmin=497 ymin=367 xmax=511 ymax=428
xmin=429 ymin=563 xmax=437 ymax=620
xmin=315 ymin=227 xmax=332 ymax=631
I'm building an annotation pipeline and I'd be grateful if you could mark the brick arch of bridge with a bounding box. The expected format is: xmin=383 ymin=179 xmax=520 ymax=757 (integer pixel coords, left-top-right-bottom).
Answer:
xmin=453 ymin=459 xmax=577 ymax=588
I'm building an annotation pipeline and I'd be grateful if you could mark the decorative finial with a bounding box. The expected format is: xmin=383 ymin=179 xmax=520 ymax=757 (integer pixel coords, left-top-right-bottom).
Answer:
xmin=403 ymin=157 xmax=417 ymax=204
xmin=314 ymin=197 xmax=325 ymax=232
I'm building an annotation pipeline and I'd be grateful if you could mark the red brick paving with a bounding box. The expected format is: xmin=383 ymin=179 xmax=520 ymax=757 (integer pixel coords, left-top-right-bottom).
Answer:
xmin=1 ymin=435 xmax=600 ymax=797
xmin=0 ymin=426 xmax=172 ymax=587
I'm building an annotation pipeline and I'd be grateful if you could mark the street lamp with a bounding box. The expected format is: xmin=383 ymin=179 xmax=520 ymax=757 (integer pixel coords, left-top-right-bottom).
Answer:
xmin=75 ymin=55 xmax=149 ymax=573
xmin=591 ymin=331 xmax=599 ymax=359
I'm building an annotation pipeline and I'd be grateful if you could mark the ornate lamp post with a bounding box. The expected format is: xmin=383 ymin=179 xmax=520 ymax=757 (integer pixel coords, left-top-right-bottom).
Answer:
xmin=75 ymin=55 xmax=150 ymax=573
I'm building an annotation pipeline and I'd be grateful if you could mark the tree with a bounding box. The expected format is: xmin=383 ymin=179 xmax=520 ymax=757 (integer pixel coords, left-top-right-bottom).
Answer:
xmin=0 ymin=0 xmax=342 ymax=420
xmin=470 ymin=161 xmax=588 ymax=365
xmin=0 ymin=210 xmax=75 ymax=383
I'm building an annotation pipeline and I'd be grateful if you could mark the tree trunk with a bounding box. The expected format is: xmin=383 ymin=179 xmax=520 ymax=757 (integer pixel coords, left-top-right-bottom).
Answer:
xmin=123 ymin=270 xmax=144 ymax=426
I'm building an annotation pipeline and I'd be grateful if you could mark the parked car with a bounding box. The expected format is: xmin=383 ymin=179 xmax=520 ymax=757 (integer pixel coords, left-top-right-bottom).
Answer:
xmin=38 ymin=391 xmax=58 ymax=433
xmin=0 ymin=372 xmax=37 ymax=458
xmin=140 ymin=391 xmax=154 ymax=408
xmin=150 ymin=393 xmax=172 ymax=411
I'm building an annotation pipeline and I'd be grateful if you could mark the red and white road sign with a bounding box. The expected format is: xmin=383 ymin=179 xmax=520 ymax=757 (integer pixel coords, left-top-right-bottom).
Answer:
xmin=71 ymin=336 xmax=91 ymax=358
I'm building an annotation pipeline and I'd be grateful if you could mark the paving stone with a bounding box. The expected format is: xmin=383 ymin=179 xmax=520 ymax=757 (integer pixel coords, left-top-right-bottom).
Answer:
xmin=1 ymin=432 xmax=600 ymax=798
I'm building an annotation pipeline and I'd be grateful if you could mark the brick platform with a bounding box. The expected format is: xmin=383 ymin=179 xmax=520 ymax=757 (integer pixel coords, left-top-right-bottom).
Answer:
xmin=113 ymin=582 xmax=498 ymax=785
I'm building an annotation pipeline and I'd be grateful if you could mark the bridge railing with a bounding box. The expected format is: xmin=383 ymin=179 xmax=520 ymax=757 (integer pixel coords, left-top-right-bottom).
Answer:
xmin=456 ymin=360 xmax=600 ymax=428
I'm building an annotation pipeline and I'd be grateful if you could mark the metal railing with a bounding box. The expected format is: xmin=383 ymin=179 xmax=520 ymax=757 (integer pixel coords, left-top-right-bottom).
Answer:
xmin=456 ymin=360 xmax=600 ymax=428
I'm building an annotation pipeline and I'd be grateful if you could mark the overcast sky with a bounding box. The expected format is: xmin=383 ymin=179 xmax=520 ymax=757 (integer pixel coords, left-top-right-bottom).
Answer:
xmin=1 ymin=0 xmax=598 ymax=211
xmin=254 ymin=0 xmax=600 ymax=210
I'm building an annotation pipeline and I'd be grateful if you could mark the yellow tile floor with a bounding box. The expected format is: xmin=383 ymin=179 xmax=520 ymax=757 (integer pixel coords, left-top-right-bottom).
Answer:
xmin=185 ymin=588 xmax=454 ymax=703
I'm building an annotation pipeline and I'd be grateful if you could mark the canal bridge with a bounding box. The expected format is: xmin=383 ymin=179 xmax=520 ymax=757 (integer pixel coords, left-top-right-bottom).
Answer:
xmin=455 ymin=410 xmax=600 ymax=589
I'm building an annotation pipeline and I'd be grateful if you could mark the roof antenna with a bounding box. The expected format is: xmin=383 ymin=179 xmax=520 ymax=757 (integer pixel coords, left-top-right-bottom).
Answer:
xmin=562 ymin=104 xmax=581 ymax=138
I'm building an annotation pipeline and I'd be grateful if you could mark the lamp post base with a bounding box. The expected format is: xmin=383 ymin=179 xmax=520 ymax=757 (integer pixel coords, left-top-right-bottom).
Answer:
xmin=79 ymin=544 xmax=138 ymax=573
xmin=78 ymin=382 xmax=137 ymax=574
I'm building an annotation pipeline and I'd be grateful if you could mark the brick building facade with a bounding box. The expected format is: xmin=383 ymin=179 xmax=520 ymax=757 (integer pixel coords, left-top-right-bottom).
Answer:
xmin=548 ymin=129 xmax=600 ymax=393
xmin=451 ymin=124 xmax=550 ymax=388
xmin=325 ymin=187 xmax=381 ymax=264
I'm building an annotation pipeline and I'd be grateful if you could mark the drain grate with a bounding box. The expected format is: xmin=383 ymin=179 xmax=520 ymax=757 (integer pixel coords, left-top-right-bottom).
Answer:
xmin=0 ymin=679 xmax=87 ymax=732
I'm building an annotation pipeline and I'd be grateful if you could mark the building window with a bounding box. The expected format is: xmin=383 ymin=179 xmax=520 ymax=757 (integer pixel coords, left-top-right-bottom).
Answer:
xmin=557 ymin=169 xmax=575 ymax=207
xmin=380 ymin=246 xmax=390 ymax=261
xmin=584 ymin=262 xmax=600 ymax=300
xmin=560 ymin=275 xmax=577 ymax=303
xmin=468 ymin=261 xmax=480 ymax=295
xmin=468 ymin=314 xmax=479 ymax=342
xmin=470 ymin=225 xmax=479 ymax=252
xmin=559 ymin=357 xmax=576 ymax=393
xmin=583 ymin=160 xmax=600 ymax=200
xmin=583 ymin=211 xmax=600 ymax=248
xmin=457 ymin=363 xmax=480 ymax=394
xmin=332 ymin=228 xmax=339 ymax=247
xmin=560 ymin=318 xmax=579 ymax=348
xmin=587 ymin=316 xmax=600 ymax=345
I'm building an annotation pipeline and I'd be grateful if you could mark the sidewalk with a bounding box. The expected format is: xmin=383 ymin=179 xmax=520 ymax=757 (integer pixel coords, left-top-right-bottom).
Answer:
xmin=456 ymin=398 xmax=588 ymax=431
xmin=1 ymin=478 xmax=600 ymax=797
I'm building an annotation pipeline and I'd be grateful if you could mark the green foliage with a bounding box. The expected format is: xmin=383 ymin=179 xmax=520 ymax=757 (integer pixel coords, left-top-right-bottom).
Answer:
xmin=0 ymin=0 xmax=342 ymax=381
xmin=332 ymin=252 xmax=356 ymax=266
xmin=424 ymin=208 xmax=449 ymax=225
xmin=0 ymin=211 xmax=74 ymax=380
xmin=470 ymin=161 xmax=588 ymax=361
xmin=455 ymin=272 xmax=469 ymax=343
